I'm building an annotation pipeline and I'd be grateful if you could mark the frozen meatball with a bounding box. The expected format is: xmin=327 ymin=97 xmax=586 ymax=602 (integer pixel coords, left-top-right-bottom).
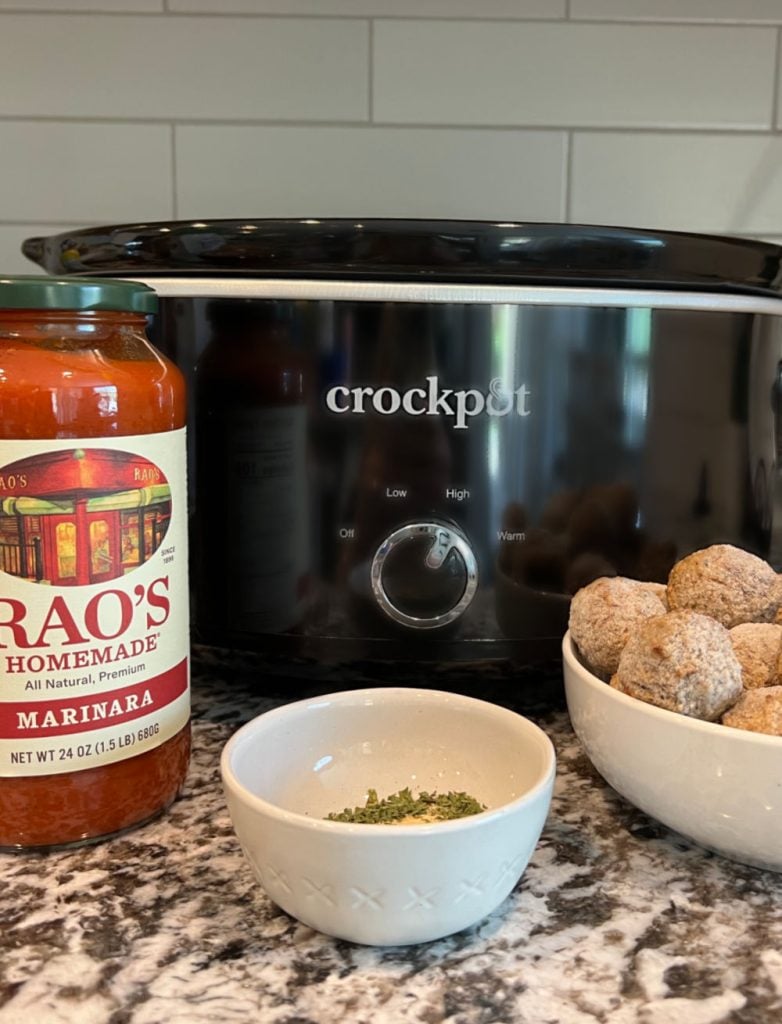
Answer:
xmin=774 ymin=572 xmax=782 ymax=622
xmin=609 ymin=672 xmax=628 ymax=694
xmin=569 ymin=576 xmax=666 ymax=679
xmin=723 ymin=686 xmax=782 ymax=736
xmin=639 ymin=581 xmax=668 ymax=609
xmin=667 ymin=544 xmax=781 ymax=628
xmin=729 ymin=623 xmax=782 ymax=689
xmin=615 ymin=610 xmax=742 ymax=721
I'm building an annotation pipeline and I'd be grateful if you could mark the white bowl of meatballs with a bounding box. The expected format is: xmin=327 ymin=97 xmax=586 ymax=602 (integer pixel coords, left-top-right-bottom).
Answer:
xmin=563 ymin=544 xmax=782 ymax=871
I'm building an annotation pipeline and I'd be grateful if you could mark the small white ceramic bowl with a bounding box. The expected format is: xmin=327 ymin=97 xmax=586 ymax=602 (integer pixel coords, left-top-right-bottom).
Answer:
xmin=221 ymin=687 xmax=555 ymax=946
xmin=563 ymin=631 xmax=782 ymax=871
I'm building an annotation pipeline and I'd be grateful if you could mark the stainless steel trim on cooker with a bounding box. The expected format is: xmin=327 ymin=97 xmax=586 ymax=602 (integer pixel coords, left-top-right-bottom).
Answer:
xmin=370 ymin=523 xmax=479 ymax=631
xmin=125 ymin=277 xmax=782 ymax=314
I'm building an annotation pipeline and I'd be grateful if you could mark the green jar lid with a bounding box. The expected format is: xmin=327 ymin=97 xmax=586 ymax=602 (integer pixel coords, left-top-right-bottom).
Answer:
xmin=0 ymin=275 xmax=158 ymax=314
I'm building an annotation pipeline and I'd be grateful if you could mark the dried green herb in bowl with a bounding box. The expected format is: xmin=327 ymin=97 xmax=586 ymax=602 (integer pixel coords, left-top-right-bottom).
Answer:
xmin=326 ymin=787 xmax=486 ymax=825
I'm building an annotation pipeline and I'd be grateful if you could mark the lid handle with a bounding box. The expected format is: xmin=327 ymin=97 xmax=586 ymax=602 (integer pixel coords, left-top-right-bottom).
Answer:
xmin=21 ymin=236 xmax=46 ymax=268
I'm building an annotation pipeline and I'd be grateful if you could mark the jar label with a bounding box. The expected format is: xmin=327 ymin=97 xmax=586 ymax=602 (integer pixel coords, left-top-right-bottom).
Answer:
xmin=0 ymin=429 xmax=189 ymax=777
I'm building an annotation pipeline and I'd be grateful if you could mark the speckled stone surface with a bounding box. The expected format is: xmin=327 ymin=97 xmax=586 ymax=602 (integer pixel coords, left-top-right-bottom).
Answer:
xmin=3 ymin=655 xmax=782 ymax=1024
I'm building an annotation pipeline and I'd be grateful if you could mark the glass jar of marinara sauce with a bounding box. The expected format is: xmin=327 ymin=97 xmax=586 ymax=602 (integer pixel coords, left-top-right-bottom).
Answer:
xmin=0 ymin=276 xmax=190 ymax=850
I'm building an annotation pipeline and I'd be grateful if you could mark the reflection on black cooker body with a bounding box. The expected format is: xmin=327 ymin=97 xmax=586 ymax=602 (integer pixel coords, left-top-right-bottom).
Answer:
xmin=185 ymin=296 xmax=781 ymax=668
xmin=193 ymin=300 xmax=311 ymax=638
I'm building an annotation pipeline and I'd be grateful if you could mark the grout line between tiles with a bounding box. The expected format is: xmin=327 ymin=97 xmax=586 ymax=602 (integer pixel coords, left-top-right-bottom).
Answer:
xmin=170 ymin=123 xmax=178 ymax=219
xmin=368 ymin=19 xmax=374 ymax=124
xmin=564 ymin=130 xmax=573 ymax=222
xmin=0 ymin=221 xmax=89 ymax=227
xmin=3 ymin=11 xmax=552 ymax=21
xmin=772 ymin=27 xmax=782 ymax=131
xmin=0 ymin=115 xmax=372 ymax=128
xmin=0 ymin=117 xmax=778 ymax=135
xmin=2 ymin=10 xmax=782 ymax=25
xmin=0 ymin=7 xmax=165 ymax=14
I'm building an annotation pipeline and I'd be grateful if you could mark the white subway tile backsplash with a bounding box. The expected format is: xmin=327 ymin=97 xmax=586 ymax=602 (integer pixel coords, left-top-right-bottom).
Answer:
xmin=175 ymin=125 xmax=566 ymax=220
xmin=0 ymin=122 xmax=172 ymax=222
xmin=0 ymin=15 xmax=367 ymax=121
xmin=0 ymin=225 xmax=86 ymax=276
xmin=0 ymin=8 xmax=781 ymax=252
xmin=571 ymin=133 xmax=782 ymax=235
xmin=373 ymin=22 xmax=775 ymax=129
xmin=168 ymin=0 xmax=564 ymax=16
xmin=571 ymin=1 xmax=782 ymax=23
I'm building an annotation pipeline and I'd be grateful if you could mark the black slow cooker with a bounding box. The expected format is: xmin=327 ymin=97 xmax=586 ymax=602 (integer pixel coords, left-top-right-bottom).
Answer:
xmin=23 ymin=219 xmax=782 ymax=688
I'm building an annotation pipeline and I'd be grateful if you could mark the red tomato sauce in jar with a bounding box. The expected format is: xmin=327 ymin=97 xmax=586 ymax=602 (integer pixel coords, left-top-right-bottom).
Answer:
xmin=0 ymin=278 xmax=190 ymax=850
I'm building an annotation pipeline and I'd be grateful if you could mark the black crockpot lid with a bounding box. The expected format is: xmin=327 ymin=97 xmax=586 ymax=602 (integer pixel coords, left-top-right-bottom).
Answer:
xmin=20 ymin=219 xmax=782 ymax=297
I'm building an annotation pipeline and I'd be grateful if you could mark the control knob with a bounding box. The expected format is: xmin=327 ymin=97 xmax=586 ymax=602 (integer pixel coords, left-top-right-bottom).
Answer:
xmin=370 ymin=522 xmax=478 ymax=630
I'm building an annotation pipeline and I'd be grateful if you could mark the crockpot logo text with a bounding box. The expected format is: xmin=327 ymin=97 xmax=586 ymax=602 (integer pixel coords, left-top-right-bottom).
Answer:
xmin=325 ymin=376 xmax=531 ymax=430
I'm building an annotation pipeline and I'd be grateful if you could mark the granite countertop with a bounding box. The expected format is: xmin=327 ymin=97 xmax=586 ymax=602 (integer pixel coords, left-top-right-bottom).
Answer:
xmin=3 ymin=654 xmax=782 ymax=1024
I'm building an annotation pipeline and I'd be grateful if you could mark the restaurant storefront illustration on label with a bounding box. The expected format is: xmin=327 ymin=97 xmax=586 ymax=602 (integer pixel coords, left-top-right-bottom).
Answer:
xmin=0 ymin=448 xmax=171 ymax=587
